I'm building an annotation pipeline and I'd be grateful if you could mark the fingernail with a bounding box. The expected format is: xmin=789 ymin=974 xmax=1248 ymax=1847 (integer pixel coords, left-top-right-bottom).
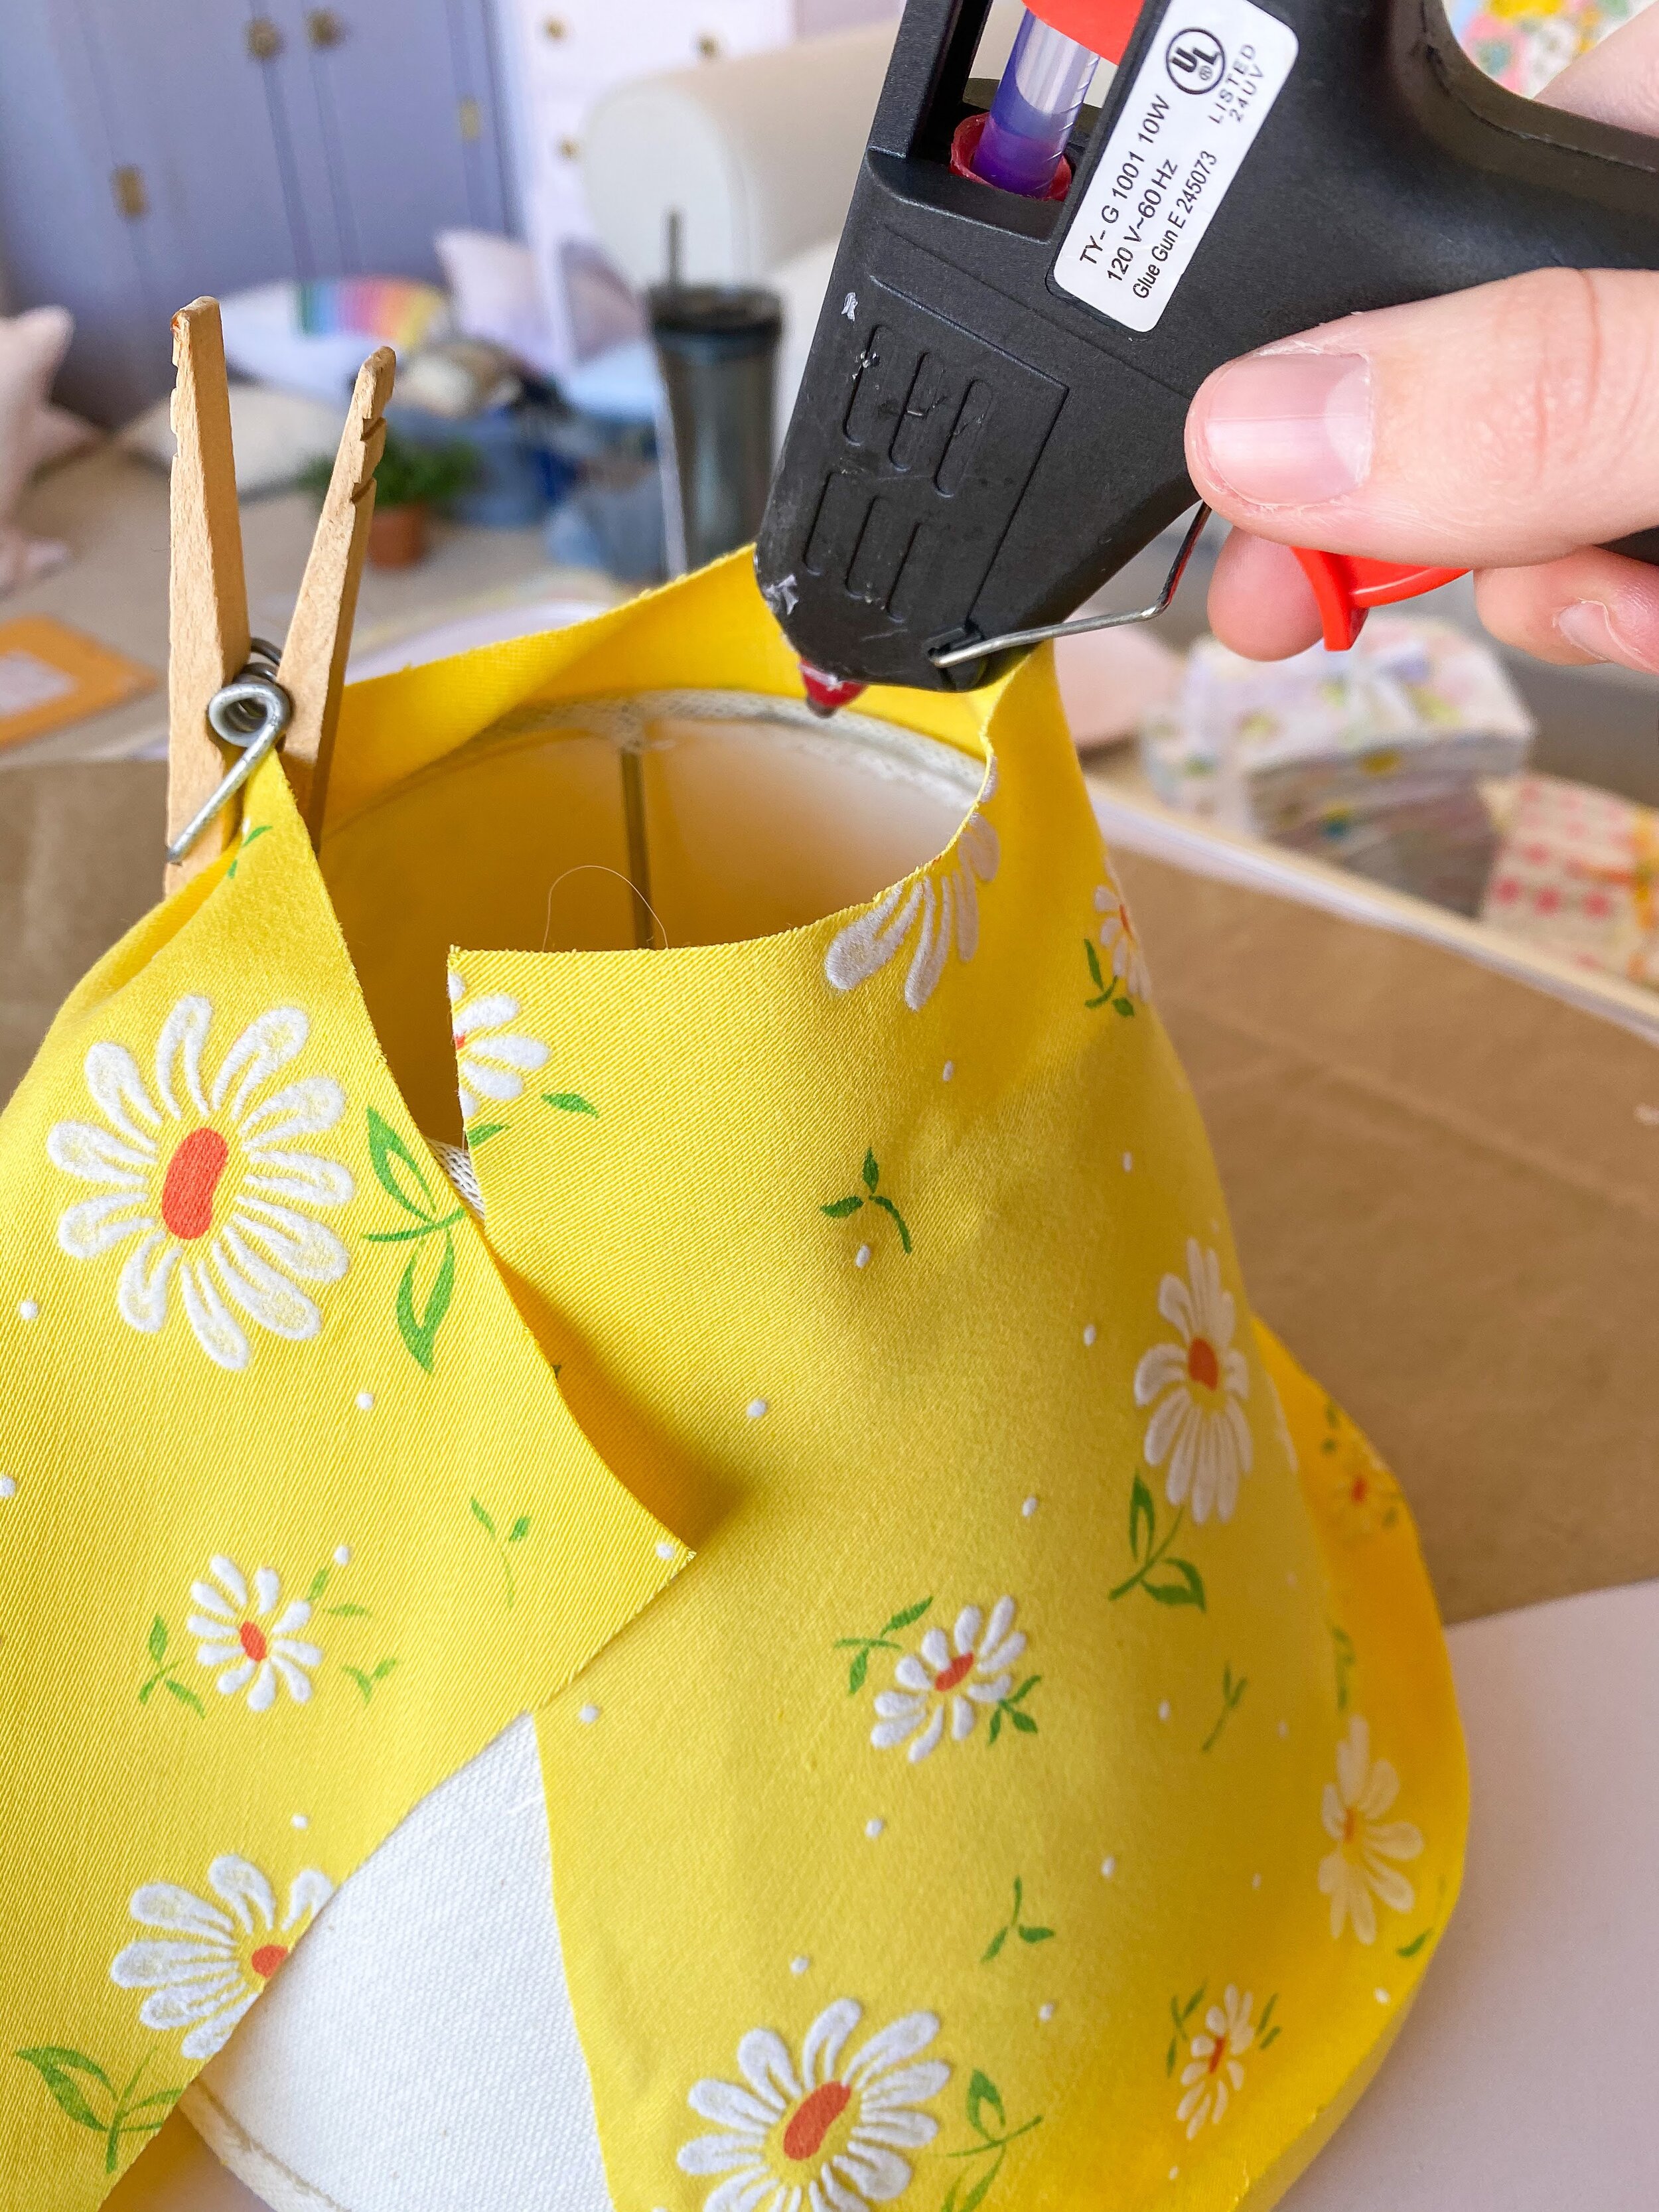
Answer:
xmin=1557 ymin=600 xmax=1659 ymax=674
xmin=1197 ymin=352 xmax=1373 ymax=508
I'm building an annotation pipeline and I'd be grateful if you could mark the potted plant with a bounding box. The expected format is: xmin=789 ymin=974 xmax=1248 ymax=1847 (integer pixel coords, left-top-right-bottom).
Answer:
xmin=299 ymin=429 xmax=477 ymax=569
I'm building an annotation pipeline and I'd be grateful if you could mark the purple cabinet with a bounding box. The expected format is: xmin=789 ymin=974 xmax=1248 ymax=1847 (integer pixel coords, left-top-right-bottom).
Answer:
xmin=0 ymin=0 xmax=512 ymax=423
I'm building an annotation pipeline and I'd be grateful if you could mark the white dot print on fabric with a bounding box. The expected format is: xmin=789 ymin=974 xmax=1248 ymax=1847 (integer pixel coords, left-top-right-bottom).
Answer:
xmin=1122 ymin=1153 xmax=1133 ymax=1172
xmin=942 ymin=1061 xmax=956 ymax=1081
xmin=1374 ymin=1988 xmax=1391 ymax=2006
xmin=292 ymin=1813 xmax=309 ymax=1830
xmin=578 ymin=1705 xmax=600 ymax=1726
xmin=1102 ymin=1856 xmax=1117 ymax=1879
xmin=334 ymin=1545 xmax=351 ymax=1566
xmin=0 ymin=1476 xmax=15 ymax=1501
xmin=1277 ymin=1719 xmax=1289 ymax=1739
xmin=855 ymin=1244 xmax=872 ymax=1269
xmin=17 ymin=1299 xmax=38 ymax=1322
xmin=1022 ymin=1495 xmax=1039 ymax=1518
xmin=865 ymin=1818 xmax=885 ymax=1840
xmin=656 ymin=1540 xmax=676 ymax=1561
xmin=1083 ymin=1323 xmax=1097 ymax=1347
xmin=790 ymin=1956 xmax=810 ymax=1976
xmin=1039 ymin=2002 xmax=1056 ymax=2022
xmin=746 ymin=1398 xmax=768 ymax=1420
xmin=355 ymin=1390 xmax=374 ymax=1412
xmin=1158 ymin=1701 xmax=1171 ymax=1722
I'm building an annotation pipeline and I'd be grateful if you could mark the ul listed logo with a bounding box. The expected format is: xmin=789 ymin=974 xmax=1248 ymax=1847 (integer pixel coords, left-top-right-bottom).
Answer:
xmin=1166 ymin=27 xmax=1225 ymax=91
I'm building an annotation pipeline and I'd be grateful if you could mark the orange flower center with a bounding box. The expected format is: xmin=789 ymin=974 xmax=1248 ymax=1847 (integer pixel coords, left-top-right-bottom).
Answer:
xmin=934 ymin=1651 xmax=975 ymax=1694
xmin=1187 ymin=1336 xmax=1220 ymax=1391
xmin=161 ymin=1126 xmax=228 ymax=1241
xmin=1341 ymin=1808 xmax=1358 ymax=1842
xmin=1208 ymin=2034 xmax=1229 ymax=2075
xmin=239 ymin=1621 xmax=269 ymax=1663
xmin=784 ymin=2081 xmax=851 ymax=2163
xmin=1350 ymin=1475 xmax=1370 ymax=1503
xmin=250 ymin=1943 xmax=289 ymax=1980
xmin=453 ymin=1031 xmax=469 ymax=1051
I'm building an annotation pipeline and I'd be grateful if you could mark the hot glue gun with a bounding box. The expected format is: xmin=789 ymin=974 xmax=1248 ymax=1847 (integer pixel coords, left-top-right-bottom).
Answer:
xmin=755 ymin=0 xmax=1659 ymax=705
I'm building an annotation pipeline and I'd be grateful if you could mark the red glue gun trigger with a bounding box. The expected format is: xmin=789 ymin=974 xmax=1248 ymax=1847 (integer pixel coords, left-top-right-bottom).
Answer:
xmin=1292 ymin=550 xmax=1468 ymax=652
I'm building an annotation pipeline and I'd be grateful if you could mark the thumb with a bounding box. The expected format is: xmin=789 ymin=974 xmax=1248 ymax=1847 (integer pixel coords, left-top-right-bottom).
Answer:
xmin=1184 ymin=264 xmax=1659 ymax=571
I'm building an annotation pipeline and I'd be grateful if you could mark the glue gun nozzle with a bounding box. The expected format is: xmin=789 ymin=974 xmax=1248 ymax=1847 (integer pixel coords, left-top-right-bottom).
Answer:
xmin=798 ymin=662 xmax=867 ymax=719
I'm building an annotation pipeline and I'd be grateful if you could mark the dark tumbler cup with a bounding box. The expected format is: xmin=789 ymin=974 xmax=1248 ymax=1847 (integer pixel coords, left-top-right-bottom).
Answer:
xmin=648 ymin=283 xmax=783 ymax=573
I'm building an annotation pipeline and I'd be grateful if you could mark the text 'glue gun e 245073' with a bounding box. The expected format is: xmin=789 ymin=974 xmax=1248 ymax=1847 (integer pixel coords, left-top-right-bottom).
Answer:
xmin=757 ymin=0 xmax=1659 ymax=694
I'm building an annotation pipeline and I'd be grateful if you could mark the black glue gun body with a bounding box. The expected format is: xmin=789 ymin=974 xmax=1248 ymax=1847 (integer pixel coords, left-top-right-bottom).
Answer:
xmin=756 ymin=0 xmax=1659 ymax=692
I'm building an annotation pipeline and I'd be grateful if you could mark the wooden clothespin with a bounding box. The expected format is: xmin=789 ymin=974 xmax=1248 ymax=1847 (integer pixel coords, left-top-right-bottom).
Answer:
xmin=164 ymin=297 xmax=395 ymax=893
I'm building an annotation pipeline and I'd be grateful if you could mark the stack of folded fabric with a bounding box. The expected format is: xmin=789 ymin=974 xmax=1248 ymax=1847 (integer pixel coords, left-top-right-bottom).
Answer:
xmin=1480 ymin=771 xmax=1659 ymax=988
xmin=1139 ymin=617 xmax=1536 ymax=913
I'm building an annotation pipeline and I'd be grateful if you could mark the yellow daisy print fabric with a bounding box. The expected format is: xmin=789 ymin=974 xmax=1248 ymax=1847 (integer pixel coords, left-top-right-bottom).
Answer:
xmin=0 ymin=757 xmax=686 ymax=2204
xmin=0 ymin=549 xmax=1464 ymax=2210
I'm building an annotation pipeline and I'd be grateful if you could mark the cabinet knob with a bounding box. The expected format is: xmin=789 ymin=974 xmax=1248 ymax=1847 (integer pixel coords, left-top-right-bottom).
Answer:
xmin=246 ymin=16 xmax=284 ymax=60
xmin=542 ymin=15 xmax=568 ymax=37
xmin=306 ymin=9 xmax=346 ymax=48
xmin=459 ymin=96 xmax=482 ymax=143
xmin=111 ymin=165 xmax=148 ymax=220
xmin=695 ymin=32 xmax=722 ymax=59
xmin=557 ymin=135 xmax=581 ymax=161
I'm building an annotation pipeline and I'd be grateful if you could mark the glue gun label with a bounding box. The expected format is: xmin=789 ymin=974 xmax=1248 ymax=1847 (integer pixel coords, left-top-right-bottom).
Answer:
xmin=1052 ymin=0 xmax=1297 ymax=333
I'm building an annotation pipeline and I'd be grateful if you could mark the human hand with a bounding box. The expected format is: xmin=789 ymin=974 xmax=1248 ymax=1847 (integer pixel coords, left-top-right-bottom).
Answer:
xmin=1183 ymin=6 xmax=1659 ymax=671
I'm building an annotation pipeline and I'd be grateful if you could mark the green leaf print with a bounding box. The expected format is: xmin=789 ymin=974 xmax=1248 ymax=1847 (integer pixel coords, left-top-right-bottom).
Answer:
xmin=15 ymin=2048 xmax=184 ymax=2175
xmin=465 ymin=1121 xmax=507 ymax=1149
xmin=1166 ymin=1984 xmax=1208 ymax=2076
xmin=472 ymin=1497 xmax=532 ymax=1605
xmin=366 ymin=1107 xmax=465 ymax=1370
xmin=366 ymin=1106 xmax=439 ymax=1218
xmin=1109 ymin=1473 xmax=1207 ymax=1611
xmin=396 ymin=1226 xmax=455 ymax=1373
xmin=1200 ymin=1663 xmax=1249 ymax=1752
xmin=1332 ymin=1622 xmax=1358 ymax=1714
xmin=834 ymin=1597 xmax=933 ymax=1696
xmin=1084 ymin=937 xmax=1136 ymax=1016
xmin=225 ymin=822 xmax=269 ymax=879
xmin=941 ymin=2069 xmax=1043 ymax=2211
xmin=822 ymin=1151 xmax=911 ymax=1254
xmin=543 ymin=1092 xmax=599 ymax=1116
xmin=981 ymin=1876 xmax=1054 ymax=1963
xmin=137 ymin=1617 xmax=204 ymax=1718
xmin=987 ymin=1676 xmax=1041 ymax=1747
xmin=344 ymin=1656 xmax=399 ymax=1706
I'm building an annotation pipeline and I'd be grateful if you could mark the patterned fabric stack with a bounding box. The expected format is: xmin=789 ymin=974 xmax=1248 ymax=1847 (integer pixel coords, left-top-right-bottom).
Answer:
xmin=1139 ymin=619 xmax=1535 ymax=914
xmin=1450 ymin=0 xmax=1656 ymax=99
xmin=1480 ymin=771 xmax=1659 ymax=989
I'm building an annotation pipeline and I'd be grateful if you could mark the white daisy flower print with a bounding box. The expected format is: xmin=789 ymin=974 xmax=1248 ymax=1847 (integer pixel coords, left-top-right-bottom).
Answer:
xmin=872 ymin=1597 xmax=1026 ymax=1762
xmin=1177 ymin=1986 xmax=1255 ymax=2138
xmin=188 ymin=1556 xmax=321 ymax=1711
xmin=1095 ymin=871 xmax=1152 ymax=1000
xmin=678 ymin=1997 xmax=948 ymax=2211
xmin=447 ymin=968 xmax=549 ymax=1126
xmin=826 ymin=761 xmax=999 ymax=1011
xmin=1319 ymin=1716 xmax=1424 ymax=1944
xmin=111 ymin=1854 xmax=332 ymax=2061
xmin=46 ymin=997 xmax=352 ymax=1372
xmin=1133 ymin=1240 xmax=1254 ymax=1524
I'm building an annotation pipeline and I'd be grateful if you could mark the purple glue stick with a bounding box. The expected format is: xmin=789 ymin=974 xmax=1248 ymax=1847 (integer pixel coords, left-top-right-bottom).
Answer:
xmin=971 ymin=9 xmax=1103 ymax=198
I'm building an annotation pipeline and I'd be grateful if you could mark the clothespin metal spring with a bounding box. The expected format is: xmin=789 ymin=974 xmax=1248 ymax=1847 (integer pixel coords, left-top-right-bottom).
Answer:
xmin=165 ymin=640 xmax=293 ymax=868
